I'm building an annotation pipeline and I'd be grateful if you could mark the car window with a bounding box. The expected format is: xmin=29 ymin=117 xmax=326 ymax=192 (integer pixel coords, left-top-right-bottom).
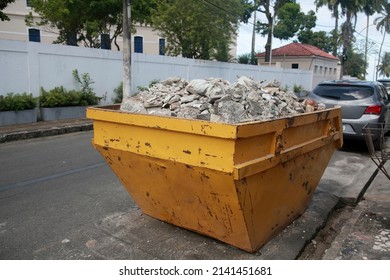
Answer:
xmin=378 ymin=81 xmax=390 ymax=88
xmin=378 ymin=85 xmax=389 ymax=101
xmin=313 ymin=85 xmax=374 ymax=101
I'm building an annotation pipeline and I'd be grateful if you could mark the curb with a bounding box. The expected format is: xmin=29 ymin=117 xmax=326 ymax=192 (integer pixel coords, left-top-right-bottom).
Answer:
xmin=0 ymin=123 xmax=93 ymax=143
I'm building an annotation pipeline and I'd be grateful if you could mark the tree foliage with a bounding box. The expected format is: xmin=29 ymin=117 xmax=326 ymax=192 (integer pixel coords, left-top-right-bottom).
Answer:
xmin=297 ymin=30 xmax=333 ymax=53
xmin=343 ymin=49 xmax=366 ymax=79
xmin=26 ymin=0 xmax=155 ymax=49
xmin=151 ymin=0 xmax=247 ymax=61
xmin=0 ymin=0 xmax=14 ymax=21
xmin=377 ymin=52 xmax=390 ymax=78
xmin=254 ymin=1 xmax=316 ymax=62
xmin=374 ymin=2 xmax=390 ymax=79
xmin=273 ymin=4 xmax=316 ymax=40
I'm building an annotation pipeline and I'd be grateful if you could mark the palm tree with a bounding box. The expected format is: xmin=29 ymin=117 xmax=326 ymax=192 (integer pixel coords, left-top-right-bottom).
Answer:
xmin=315 ymin=1 xmax=365 ymax=78
xmin=315 ymin=0 xmax=340 ymax=57
xmin=374 ymin=3 xmax=390 ymax=80
xmin=361 ymin=0 xmax=385 ymax=79
xmin=377 ymin=52 xmax=390 ymax=78
xmin=338 ymin=0 xmax=366 ymax=78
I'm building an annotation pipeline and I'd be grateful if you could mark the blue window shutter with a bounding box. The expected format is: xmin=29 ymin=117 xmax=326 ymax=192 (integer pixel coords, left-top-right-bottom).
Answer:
xmin=101 ymin=34 xmax=111 ymax=50
xmin=28 ymin=29 xmax=40 ymax=42
xmin=159 ymin=38 xmax=165 ymax=55
xmin=134 ymin=36 xmax=143 ymax=53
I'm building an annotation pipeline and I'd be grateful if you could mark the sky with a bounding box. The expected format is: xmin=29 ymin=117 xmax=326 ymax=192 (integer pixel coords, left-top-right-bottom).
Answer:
xmin=236 ymin=0 xmax=390 ymax=80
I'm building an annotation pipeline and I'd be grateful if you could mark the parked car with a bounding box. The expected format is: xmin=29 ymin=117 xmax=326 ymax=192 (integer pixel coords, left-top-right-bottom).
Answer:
xmin=307 ymin=80 xmax=390 ymax=146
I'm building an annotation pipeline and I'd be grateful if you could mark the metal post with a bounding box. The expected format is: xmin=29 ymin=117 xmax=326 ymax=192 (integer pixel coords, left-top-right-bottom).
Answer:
xmin=122 ymin=0 xmax=132 ymax=100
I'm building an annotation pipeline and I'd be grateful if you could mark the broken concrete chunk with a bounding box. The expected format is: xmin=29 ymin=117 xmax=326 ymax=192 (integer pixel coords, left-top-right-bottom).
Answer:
xmin=120 ymin=76 xmax=322 ymax=124
xmin=186 ymin=79 xmax=210 ymax=96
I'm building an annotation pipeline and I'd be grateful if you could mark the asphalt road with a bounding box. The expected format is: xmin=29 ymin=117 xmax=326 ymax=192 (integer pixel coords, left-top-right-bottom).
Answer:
xmin=0 ymin=131 xmax=378 ymax=260
xmin=0 ymin=131 xmax=134 ymax=259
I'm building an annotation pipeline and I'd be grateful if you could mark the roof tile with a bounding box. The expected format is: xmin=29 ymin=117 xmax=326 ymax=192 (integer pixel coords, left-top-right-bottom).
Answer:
xmin=256 ymin=42 xmax=338 ymax=60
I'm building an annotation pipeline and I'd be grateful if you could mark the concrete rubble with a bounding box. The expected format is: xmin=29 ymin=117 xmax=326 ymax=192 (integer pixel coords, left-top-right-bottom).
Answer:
xmin=120 ymin=76 xmax=323 ymax=124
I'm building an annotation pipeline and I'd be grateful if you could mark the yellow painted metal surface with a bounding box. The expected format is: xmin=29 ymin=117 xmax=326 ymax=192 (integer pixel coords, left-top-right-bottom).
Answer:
xmin=87 ymin=105 xmax=343 ymax=252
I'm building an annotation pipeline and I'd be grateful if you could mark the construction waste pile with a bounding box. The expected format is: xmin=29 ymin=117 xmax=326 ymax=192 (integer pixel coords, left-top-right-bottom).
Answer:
xmin=120 ymin=76 xmax=323 ymax=124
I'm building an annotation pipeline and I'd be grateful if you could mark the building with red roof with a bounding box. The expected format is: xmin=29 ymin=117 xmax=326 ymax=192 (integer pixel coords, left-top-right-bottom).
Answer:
xmin=256 ymin=42 xmax=341 ymax=87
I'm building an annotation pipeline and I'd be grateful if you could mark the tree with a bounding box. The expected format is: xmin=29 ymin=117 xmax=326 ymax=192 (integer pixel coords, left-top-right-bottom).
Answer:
xmin=377 ymin=52 xmax=390 ymax=78
xmin=315 ymin=0 xmax=340 ymax=57
xmin=343 ymin=49 xmax=366 ymax=79
xmin=361 ymin=0 xmax=385 ymax=78
xmin=27 ymin=0 xmax=155 ymax=49
xmin=273 ymin=3 xmax=316 ymax=40
xmin=297 ymin=30 xmax=333 ymax=53
xmin=254 ymin=1 xmax=315 ymax=62
xmin=151 ymin=0 xmax=247 ymax=61
xmin=27 ymin=0 xmax=88 ymax=46
xmin=374 ymin=2 xmax=390 ymax=79
xmin=255 ymin=0 xmax=293 ymax=62
xmin=339 ymin=0 xmax=366 ymax=78
xmin=0 ymin=0 xmax=14 ymax=21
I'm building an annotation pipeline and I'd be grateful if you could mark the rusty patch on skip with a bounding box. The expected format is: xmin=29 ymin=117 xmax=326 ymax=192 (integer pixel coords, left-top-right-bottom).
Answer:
xmin=205 ymin=153 xmax=217 ymax=158
xmin=183 ymin=150 xmax=191 ymax=154
xmin=145 ymin=142 xmax=152 ymax=147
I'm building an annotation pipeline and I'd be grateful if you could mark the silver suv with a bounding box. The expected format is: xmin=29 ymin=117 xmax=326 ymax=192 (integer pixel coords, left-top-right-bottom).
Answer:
xmin=308 ymin=80 xmax=390 ymax=143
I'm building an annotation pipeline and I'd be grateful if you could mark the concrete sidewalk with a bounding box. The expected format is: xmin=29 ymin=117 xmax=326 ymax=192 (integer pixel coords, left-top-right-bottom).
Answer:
xmin=0 ymin=119 xmax=389 ymax=260
xmin=0 ymin=118 xmax=92 ymax=143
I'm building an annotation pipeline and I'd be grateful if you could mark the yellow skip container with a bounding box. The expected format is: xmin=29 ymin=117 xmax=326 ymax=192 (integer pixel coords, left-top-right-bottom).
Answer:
xmin=87 ymin=105 xmax=342 ymax=252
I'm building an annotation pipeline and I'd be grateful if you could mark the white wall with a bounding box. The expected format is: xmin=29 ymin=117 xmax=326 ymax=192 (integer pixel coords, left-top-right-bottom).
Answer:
xmin=0 ymin=40 xmax=122 ymax=104
xmin=1 ymin=39 xmax=314 ymax=105
xmin=133 ymin=54 xmax=313 ymax=91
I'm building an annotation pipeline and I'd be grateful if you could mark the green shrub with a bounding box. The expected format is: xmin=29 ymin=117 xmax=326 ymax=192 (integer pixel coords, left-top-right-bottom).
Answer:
xmin=39 ymin=70 xmax=101 ymax=107
xmin=73 ymin=69 xmax=101 ymax=105
xmin=39 ymin=86 xmax=100 ymax=108
xmin=112 ymin=82 xmax=123 ymax=103
xmin=0 ymin=93 xmax=37 ymax=111
xmin=293 ymin=84 xmax=304 ymax=93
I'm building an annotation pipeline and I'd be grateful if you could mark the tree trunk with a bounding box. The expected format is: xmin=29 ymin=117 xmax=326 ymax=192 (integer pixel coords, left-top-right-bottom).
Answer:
xmin=122 ymin=0 xmax=132 ymax=101
xmin=332 ymin=5 xmax=339 ymax=57
xmin=264 ymin=14 xmax=273 ymax=63
xmin=66 ymin=31 xmax=78 ymax=46
xmin=364 ymin=15 xmax=369 ymax=80
xmin=340 ymin=11 xmax=352 ymax=79
xmin=376 ymin=31 xmax=386 ymax=80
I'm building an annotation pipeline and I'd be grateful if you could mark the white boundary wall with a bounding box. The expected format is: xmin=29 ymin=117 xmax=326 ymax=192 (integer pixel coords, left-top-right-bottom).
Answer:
xmin=1 ymin=39 xmax=314 ymax=104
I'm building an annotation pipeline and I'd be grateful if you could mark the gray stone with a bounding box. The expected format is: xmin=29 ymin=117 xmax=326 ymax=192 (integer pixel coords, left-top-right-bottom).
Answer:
xmin=120 ymin=76 xmax=322 ymax=124
xmin=186 ymin=79 xmax=210 ymax=96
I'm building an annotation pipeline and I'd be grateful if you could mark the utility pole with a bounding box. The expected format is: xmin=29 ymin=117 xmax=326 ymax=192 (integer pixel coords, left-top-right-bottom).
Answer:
xmin=251 ymin=9 xmax=257 ymax=65
xmin=122 ymin=0 xmax=132 ymax=103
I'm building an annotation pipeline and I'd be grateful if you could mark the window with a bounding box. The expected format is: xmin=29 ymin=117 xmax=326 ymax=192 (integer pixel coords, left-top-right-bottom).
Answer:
xmin=324 ymin=67 xmax=328 ymax=75
xmin=28 ymin=28 xmax=40 ymax=42
xmin=159 ymin=38 xmax=165 ymax=55
xmin=319 ymin=66 xmax=323 ymax=74
xmin=134 ymin=36 xmax=143 ymax=53
xmin=26 ymin=0 xmax=31 ymax=7
xmin=291 ymin=63 xmax=299 ymax=69
xmin=314 ymin=65 xmax=318 ymax=73
xmin=101 ymin=34 xmax=111 ymax=50
xmin=378 ymin=85 xmax=389 ymax=101
xmin=313 ymin=85 xmax=374 ymax=101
